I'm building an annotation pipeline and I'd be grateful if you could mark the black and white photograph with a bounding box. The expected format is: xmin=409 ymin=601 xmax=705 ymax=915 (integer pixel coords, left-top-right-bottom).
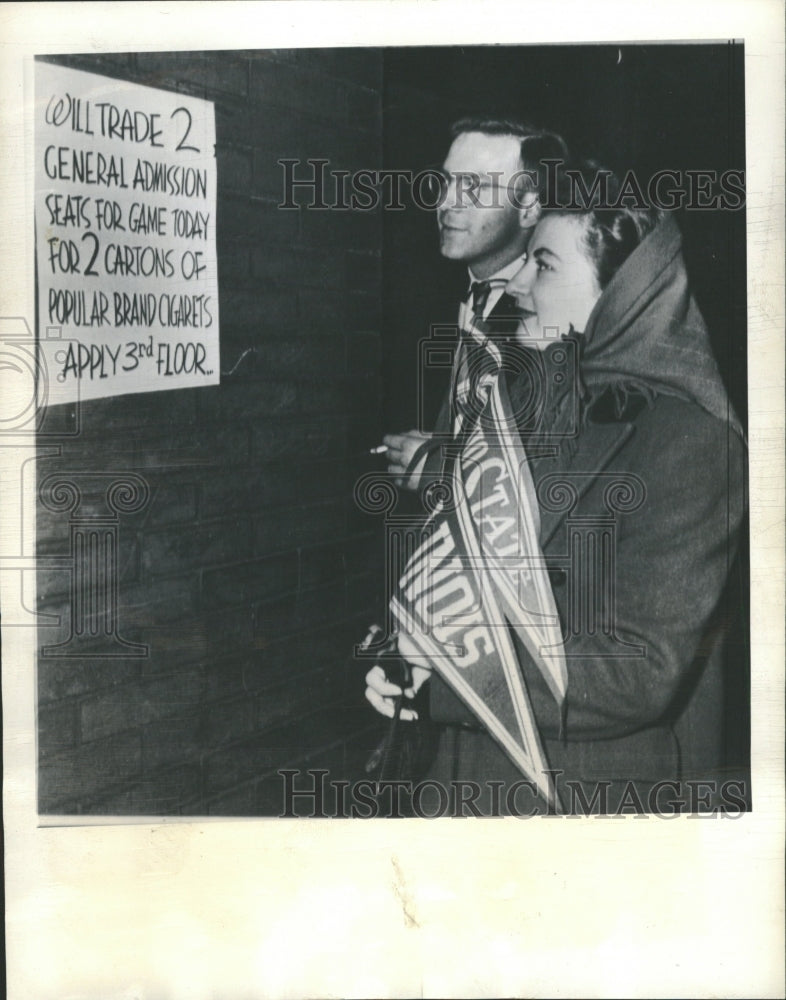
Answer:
xmin=30 ymin=42 xmax=750 ymax=819
xmin=2 ymin=2 xmax=784 ymax=998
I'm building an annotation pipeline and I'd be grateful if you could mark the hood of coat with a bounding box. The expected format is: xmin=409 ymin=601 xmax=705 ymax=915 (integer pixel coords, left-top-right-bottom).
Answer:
xmin=580 ymin=213 xmax=742 ymax=437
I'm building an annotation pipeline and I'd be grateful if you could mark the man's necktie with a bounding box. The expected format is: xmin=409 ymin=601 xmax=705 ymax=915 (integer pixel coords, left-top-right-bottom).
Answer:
xmin=465 ymin=277 xmax=509 ymax=320
xmin=468 ymin=280 xmax=492 ymax=318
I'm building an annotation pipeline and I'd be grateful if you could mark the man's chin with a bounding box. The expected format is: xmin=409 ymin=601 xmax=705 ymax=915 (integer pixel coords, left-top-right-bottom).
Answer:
xmin=438 ymin=233 xmax=468 ymax=260
xmin=439 ymin=243 xmax=467 ymax=261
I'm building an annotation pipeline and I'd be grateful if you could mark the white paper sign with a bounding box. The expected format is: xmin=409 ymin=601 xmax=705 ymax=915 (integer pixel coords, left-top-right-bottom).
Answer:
xmin=35 ymin=61 xmax=219 ymax=403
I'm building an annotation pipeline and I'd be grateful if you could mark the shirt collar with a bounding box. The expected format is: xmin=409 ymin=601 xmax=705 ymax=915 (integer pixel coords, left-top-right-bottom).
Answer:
xmin=467 ymin=256 xmax=527 ymax=286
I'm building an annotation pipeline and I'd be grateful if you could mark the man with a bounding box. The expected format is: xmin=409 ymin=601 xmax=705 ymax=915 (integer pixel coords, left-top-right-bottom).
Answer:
xmin=366 ymin=119 xmax=573 ymax=805
xmin=382 ymin=118 xmax=567 ymax=486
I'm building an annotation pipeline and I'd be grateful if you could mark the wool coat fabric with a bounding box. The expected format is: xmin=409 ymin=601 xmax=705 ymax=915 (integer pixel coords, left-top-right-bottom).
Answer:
xmin=418 ymin=215 xmax=747 ymax=814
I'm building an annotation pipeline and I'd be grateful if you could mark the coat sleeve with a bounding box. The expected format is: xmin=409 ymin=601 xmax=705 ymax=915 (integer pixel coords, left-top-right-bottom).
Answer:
xmin=517 ymin=397 xmax=746 ymax=742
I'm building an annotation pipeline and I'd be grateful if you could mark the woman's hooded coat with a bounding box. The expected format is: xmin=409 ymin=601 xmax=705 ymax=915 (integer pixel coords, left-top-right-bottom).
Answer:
xmin=426 ymin=213 xmax=747 ymax=809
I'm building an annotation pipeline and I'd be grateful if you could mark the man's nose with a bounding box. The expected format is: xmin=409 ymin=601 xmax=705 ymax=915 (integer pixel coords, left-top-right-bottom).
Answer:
xmin=438 ymin=177 xmax=464 ymax=217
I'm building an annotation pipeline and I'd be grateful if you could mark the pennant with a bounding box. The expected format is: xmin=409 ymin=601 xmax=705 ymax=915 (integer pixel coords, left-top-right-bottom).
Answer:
xmin=391 ymin=320 xmax=567 ymax=810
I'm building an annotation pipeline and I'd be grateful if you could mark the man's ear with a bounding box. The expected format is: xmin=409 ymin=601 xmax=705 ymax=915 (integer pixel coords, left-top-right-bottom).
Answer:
xmin=517 ymin=192 xmax=541 ymax=229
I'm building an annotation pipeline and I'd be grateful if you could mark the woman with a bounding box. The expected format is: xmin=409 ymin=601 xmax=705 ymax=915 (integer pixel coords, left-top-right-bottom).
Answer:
xmin=366 ymin=167 xmax=747 ymax=815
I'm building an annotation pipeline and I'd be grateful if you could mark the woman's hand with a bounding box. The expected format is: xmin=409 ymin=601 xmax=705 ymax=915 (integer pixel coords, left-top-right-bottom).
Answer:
xmin=364 ymin=663 xmax=431 ymax=721
xmin=382 ymin=430 xmax=433 ymax=490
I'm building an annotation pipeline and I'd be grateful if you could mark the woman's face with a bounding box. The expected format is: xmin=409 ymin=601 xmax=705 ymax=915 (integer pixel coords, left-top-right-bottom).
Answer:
xmin=505 ymin=214 xmax=602 ymax=348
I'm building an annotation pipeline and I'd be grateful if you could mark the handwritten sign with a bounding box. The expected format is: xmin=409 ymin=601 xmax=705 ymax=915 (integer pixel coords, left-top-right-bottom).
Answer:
xmin=35 ymin=62 xmax=219 ymax=404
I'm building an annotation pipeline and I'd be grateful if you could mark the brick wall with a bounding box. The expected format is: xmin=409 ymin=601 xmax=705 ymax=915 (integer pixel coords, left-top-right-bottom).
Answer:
xmin=36 ymin=49 xmax=387 ymax=816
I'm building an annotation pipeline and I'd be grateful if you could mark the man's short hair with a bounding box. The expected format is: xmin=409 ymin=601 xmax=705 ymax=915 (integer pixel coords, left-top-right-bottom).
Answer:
xmin=450 ymin=116 xmax=539 ymax=141
xmin=450 ymin=116 xmax=570 ymax=201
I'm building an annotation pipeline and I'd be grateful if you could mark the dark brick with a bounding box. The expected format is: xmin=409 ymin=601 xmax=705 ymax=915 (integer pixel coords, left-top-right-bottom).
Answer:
xmin=244 ymin=50 xmax=300 ymax=68
xmin=201 ymin=552 xmax=298 ymax=609
xmin=39 ymin=731 xmax=142 ymax=811
xmin=84 ymin=788 xmax=135 ymax=815
xmin=297 ymin=289 xmax=344 ymax=334
xmin=80 ymin=667 xmax=205 ymax=743
xmin=122 ymin=576 xmax=199 ymax=628
xmin=251 ymin=245 xmax=343 ymax=291
xmin=330 ymin=129 xmax=382 ymax=176
xmin=252 ymin=500 xmax=345 ymax=557
xmin=216 ymin=145 xmax=253 ymax=193
xmin=298 ymin=456 xmax=351 ymax=502
xmin=256 ymin=772 xmax=290 ymax=815
xmin=35 ymin=403 xmax=80 ymax=438
xmin=347 ymin=331 xmax=382 ymax=375
xmin=77 ymin=391 xmax=197 ymax=432
xmin=195 ymin=380 xmax=298 ymax=424
xmin=38 ymin=615 xmax=147 ymax=669
xmin=174 ymin=51 xmax=248 ymax=97
xmin=343 ymin=530 xmax=384 ymax=577
xmin=298 ymin=376 xmax=380 ymax=416
xmin=220 ymin=287 xmax=297 ymax=330
xmin=345 ymin=83 xmax=382 ymax=133
xmin=346 ymin=412 xmax=396 ymax=457
xmin=297 ymin=48 xmax=382 ymax=89
xmin=298 ymin=541 xmax=348 ymax=590
xmin=197 ymin=468 xmax=254 ymax=518
xmin=141 ymin=516 xmax=252 ymax=577
xmin=218 ymin=195 xmax=298 ymax=244
xmin=252 ymin=703 xmax=351 ymax=774
xmin=133 ymin=426 xmax=248 ymax=470
xmin=141 ymin=605 xmax=254 ymax=675
xmin=298 ymin=533 xmax=378 ymax=589
xmin=345 ymin=250 xmax=381 ymax=294
xmin=142 ymin=483 xmax=198 ymax=527
xmin=42 ymin=52 xmax=139 ymax=81
xmin=253 ymin=152 xmax=309 ymax=205
xmin=263 ymin=664 xmax=349 ymax=728
xmin=138 ymin=621 xmax=210 ymax=674
xmin=203 ymin=694 xmax=257 ymax=747
xmin=132 ymin=764 xmax=203 ymax=814
xmin=347 ymin=291 xmax=382 ymax=333
xmin=133 ymin=52 xmax=182 ymax=90
xmin=251 ymin=415 xmax=346 ymax=461
xmin=35 ymin=475 xmax=154 ymax=552
xmin=243 ymin=337 xmax=346 ymax=379
xmin=249 ymin=124 xmax=321 ymax=203
xmin=345 ymin=572 xmax=382 ymax=620
xmin=142 ymin=715 xmax=204 ymax=772
xmin=299 ymin=205 xmax=382 ymax=251
xmin=34 ymin=564 xmax=72 ymax=604
xmin=261 ymin=750 xmax=355 ymax=817
xmin=36 ymin=433 xmax=138 ymax=472
xmin=202 ymin=662 xmax=245 ymax=709
xmin=243 ymin=615 xmax=372 ymax=692
xmin=206 ymin=783 xmax=260 ymax=816
xmin=249 ymin=58 xmax=347 ymax=123
xmin=38 ymin=658 xmax=142 ymax=705
xmin=38 ymin=701 xmax=79 ymax=758
xmin=217 ymin=245 xmax=251 ymax=285
xmin=203 ymin=737 xmax=273 ymax=795
xmin=255 ymin=580 xmax=347 ymax=639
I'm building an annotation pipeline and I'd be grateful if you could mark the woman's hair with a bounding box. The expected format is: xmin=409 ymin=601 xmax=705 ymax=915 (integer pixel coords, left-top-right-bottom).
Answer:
xmin=548 ymin=160 xmax=664 ymax=289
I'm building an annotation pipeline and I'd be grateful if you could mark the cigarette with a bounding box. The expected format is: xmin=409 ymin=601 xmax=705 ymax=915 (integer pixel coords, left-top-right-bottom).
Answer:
xmin=368 ymin=444 xmax=388 ymax=454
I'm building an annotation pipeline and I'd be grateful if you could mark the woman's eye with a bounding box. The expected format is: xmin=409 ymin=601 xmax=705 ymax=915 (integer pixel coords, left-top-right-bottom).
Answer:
xmin=536 ymin=260 xmax=553 ymax=273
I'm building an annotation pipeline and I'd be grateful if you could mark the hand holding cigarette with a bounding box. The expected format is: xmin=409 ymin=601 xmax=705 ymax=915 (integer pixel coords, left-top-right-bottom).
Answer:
xmin=378 ymin=429 xmax=434 ymax=490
